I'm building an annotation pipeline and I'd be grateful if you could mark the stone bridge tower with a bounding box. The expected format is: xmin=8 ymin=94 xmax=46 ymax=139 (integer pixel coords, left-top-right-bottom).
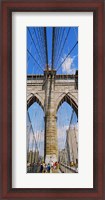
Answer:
xmin=27 ymin=69 xmax=78 ymax=164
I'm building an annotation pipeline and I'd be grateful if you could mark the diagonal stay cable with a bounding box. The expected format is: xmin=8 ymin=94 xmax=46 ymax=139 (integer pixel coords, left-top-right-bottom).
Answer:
xmin=37 ymin=28 xmax=46 ymax=61
xmin=73 ymin=27 xmax=78 ymax=41
xmin=27 ymin=111 xmax=38 ymax=150
xmin=56 ymin=41 xmax=78 ymax=72
xmin=56 ymin=28 xmax=64 ymax=55
xmin=55 ymin=28 xmax=71 ymax=67
xmin=27 ymin=49 xmax=43 ymax=72
xmin=33 ymin=28 xmax=46 ymax=65
xmin=55 ymin=28 xmax=71 ymax=66
xmin=28 ymin=28 xmax=44 ymax=67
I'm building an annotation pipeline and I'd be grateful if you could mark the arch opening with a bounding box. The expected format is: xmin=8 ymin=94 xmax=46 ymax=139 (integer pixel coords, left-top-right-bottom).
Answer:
xmin=27 ymin=102 xmax=45 ymax=172
xmin=27 ymin=93 xmax=44 ymax=111
xmin=57 ymin=101 xmax=78 ymax=169
xmin=56 ymin=93 xmax=78 ymax=117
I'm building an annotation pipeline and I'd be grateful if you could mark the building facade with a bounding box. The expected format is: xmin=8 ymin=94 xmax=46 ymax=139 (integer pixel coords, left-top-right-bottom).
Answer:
xmin=66 ymin=125 xmax=78 ymax=165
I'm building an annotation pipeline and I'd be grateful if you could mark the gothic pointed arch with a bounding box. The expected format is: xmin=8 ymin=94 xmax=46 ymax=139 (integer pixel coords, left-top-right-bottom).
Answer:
xmin=27 ymin=93 xmax=44 ymax=111
xmin=56 ymin=93 xmax=78 ymax=117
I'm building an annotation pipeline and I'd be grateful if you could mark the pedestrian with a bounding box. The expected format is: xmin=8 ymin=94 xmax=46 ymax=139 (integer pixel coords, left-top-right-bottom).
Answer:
xmin=39 ymin=163 xmax=43 ymax=173
xmin=42 ymin=162 xmax=46 ymax=173
xmin=47 ymin=163 xmax=50 ymax=173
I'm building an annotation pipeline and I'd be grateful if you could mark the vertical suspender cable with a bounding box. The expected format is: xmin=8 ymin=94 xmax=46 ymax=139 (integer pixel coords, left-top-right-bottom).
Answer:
xmin=52 ymin=27 xmax=55 ymax=70
xmin=44 ymin=27 xmax=48 ymax=68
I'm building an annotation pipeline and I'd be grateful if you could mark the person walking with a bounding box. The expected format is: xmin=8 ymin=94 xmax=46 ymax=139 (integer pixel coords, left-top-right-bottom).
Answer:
xmin=47 ymin=163 xmax=50 ymax=173
xmin=39 ymin=163 xmax=43 ymax=173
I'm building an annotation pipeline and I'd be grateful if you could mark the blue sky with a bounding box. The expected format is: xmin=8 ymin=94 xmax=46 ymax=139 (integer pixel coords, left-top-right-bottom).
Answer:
xmin=27 ymin=102 xmax=77 ymax=156
xmin=27 ymin=27 xmax=78 ymax=157
xmin=27 ymin=27 xmax=78 ymax=74
xmin=27 ymin=103 xmax=44 ymax=156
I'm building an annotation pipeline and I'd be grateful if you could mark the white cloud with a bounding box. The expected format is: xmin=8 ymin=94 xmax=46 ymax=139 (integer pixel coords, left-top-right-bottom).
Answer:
xmin=61 ymin=55 xmax=76 ymax=74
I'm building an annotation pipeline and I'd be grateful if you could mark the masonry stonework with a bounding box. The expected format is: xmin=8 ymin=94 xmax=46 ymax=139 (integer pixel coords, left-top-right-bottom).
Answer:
xmin=27 ymin=69 xmax=78 ymax=163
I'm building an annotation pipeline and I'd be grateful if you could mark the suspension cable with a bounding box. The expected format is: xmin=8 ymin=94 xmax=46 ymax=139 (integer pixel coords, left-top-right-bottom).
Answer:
xmin=44 ymin=27 xmax=48 ymax=68
xmin=56 ymin=41 xmax=78 ymax=72
xmin=52 ymin=27 xmax=55 ymax=69
xmin=27 ymin=49 xmax=43 ymax=72
xmin=55 ymin=28 xmax=71 ymax=67
xmin=28 ymin=28 xmax=44 ymax=67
